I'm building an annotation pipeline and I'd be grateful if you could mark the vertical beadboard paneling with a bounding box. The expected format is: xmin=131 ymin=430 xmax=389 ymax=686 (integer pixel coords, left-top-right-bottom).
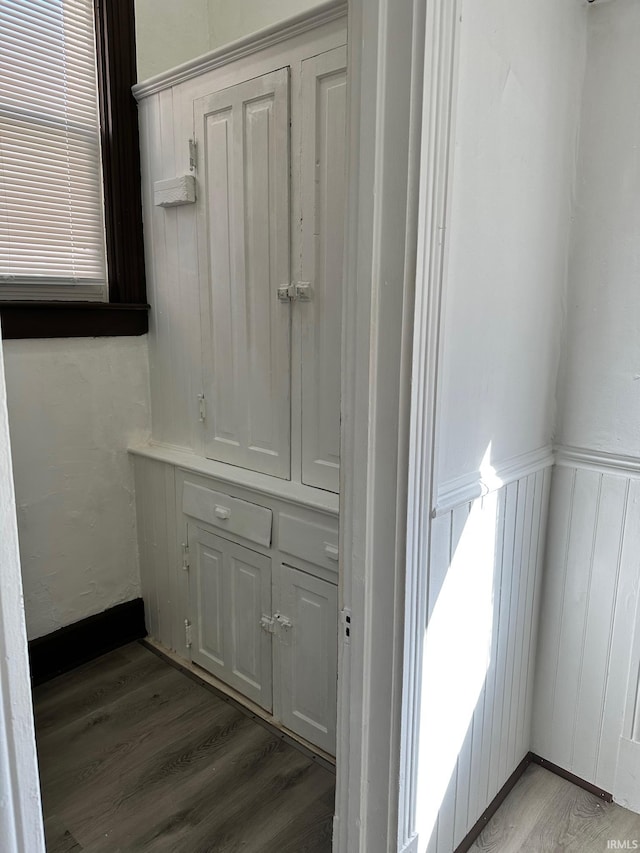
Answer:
xmin=522 ymin=468 xmax=550 ymax=753
xmin=532 ymin=464 xmax=575 ymax=759
xmin=133 ymin=456 xmax=178 ymax=651
xmin=500 ymin=477 xmax=527 ymax=782
xmin=429 ymin=512 xmax=452 ymax=621
xmin=572 ymin=474 xmax=627 ymax=780
xmin=549 ymin=467 xmax=601 ymax=769
xmin=138 ymin=90 xmax=202 ymax=452
xmin=452 ymin=504 xmax=473 ymax=849
xmin=600 ymin=478 xmax=640 ymax=789
xmin=428 ymin=464 xmax=548 ymax=850
xmin=476 ymin=487 xmax=507 ymax=814
xmin=533 ymin=460 xmax=640 ymax=796
xmin=487 ymin=481 xmax=517 ymax=802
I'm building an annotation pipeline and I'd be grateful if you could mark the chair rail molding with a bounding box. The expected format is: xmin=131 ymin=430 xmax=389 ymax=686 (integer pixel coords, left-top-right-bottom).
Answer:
xmin=555 ymin=444 xmax=640 ymax=478
xmin=434 ymin=446 xmax=555 ymax=517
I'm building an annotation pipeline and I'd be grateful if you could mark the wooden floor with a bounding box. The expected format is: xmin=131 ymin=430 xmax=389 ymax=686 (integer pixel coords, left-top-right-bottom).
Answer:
xmin=34 ymin=642 xmax=335 ymax=853
xmin=471 ymin=763 xmax=640 ymax=852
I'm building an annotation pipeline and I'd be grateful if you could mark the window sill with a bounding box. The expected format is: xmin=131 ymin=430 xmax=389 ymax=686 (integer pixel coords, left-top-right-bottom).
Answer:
xmin=0 ymin=301 xmax=149 ymax=340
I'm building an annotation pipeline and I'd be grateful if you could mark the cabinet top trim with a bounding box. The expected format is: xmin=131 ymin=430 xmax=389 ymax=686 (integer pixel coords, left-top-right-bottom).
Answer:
xmin=129 ymin=442 xmax=340 ymax=515
xmin=132 ymin=0 xmax=347 ymax=100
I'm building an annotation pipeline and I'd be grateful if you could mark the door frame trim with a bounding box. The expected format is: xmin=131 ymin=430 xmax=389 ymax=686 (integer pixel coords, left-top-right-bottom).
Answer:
xmin=335 ymin=0 xmax=460 ymax=849
xmin=0 ymin=336 xmax=45 ymax=853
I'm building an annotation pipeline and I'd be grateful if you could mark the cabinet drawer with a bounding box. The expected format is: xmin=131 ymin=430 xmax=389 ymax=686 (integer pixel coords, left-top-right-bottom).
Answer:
xmin=182 ymin=482 xmax=272 ymax=547
xmin=278 ymin=513 xmax=339 ymax=573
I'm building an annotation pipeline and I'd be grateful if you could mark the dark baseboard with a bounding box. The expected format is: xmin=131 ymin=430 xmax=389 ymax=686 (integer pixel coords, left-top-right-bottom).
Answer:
xmin=454 ymin=750 xmax=614 ymax=852
xmin=454 ymin=752 xmax=531 ymax=853
xmin=28 ymin=598 xmax=147 ymax=686
xmin=529 ymin=753 xmax=613 ymax=802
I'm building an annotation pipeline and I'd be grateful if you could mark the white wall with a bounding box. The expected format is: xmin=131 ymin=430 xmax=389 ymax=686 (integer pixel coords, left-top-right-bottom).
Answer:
xmin=3 ymin=337 xmax=151 ymax=640
xmin=206 ymin=0 xmax=320 ymax=52
xmin=437 ymin=0 xmax=586 ymax=488
xmin=556 ymin=0 xmax=640 ymax=456
xmin=134 ymin=0 xmax=210 ymax=81
xmin=135 ymin=0 xmax=321 ymax=80
xmin=0 ymin=334 xmax=45 ymax=852
xmin=533 ymin=0 xmax=640 ymax=807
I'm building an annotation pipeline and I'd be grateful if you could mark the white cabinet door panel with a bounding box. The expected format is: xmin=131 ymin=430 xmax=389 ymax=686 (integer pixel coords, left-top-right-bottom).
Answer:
xmin=300 ymin=47 xmax=347 ymax=493
xmin=278 ymin=565 xmax=337 ymax=754
xmin=189 ymin=526 xmax=273 ymax=711
xmin=196 ymin=538 xmax=225 ymax=667
xmin=195 ymin=68 xmax=291 ymax=479
xmin=228 ymin=549 xmax=269 ymax=695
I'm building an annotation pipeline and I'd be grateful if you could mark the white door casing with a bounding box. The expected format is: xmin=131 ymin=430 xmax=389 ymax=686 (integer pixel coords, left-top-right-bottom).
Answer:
xmin=335 ymin=0 xmax=457 ymax=850
xmin=0 ymin=334 xmax=45 ymax=853
xmin=195 ymin=68 xmax=292 ymax=479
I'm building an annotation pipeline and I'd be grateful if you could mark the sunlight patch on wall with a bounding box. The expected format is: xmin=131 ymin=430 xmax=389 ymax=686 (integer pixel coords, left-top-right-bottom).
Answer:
xmin=416 ymin=449 xmax=499 ymax=848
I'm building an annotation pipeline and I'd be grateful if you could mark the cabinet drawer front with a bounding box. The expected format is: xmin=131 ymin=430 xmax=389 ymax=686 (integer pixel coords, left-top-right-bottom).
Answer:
xmin=183 ymin=482 xmax=272 ymax=547
xmin=278 ymin=513 xmax=338 ymax=573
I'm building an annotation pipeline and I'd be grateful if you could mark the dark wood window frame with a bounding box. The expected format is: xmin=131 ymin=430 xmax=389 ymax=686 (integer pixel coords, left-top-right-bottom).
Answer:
xmin=0 ymin=0 xmax=148 ymax=340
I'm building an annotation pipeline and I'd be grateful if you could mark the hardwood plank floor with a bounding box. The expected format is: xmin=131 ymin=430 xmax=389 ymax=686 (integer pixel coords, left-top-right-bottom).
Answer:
xmin=34 ymin=642 xmax=335 ymax=853
xmin=471 ymin=763 xmax=640 ymax=852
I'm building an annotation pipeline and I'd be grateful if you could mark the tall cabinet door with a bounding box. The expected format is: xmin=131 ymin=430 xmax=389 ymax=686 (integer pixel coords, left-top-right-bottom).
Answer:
xmin=189 ymin=526 xmax=273 ymax=711
xmin=277 ymin=565 xmax=338 ymax=754
xmin=195 ymin=69 xmax=291 ymax=479
xmin=300 ymin=47 xmax=347 ymax=493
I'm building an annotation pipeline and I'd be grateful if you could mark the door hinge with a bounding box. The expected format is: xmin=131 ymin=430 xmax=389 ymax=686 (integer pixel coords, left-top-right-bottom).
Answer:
xmin=185 ymin=619 xmax=193 ymax=648
xmin=260 ymin=614 xmax=276 ymax=634
xmin=341 ymin=608 xmax=352 ymax=645
xmin=181 ymin=542 xmax=189 ymax=571
xmin=198 ymin=393 xmax=206 ymax=422
xmin=277 ymin=282 xmax=311 ymax=302
xmin=189 ymin=138 xmax=197 ymax=171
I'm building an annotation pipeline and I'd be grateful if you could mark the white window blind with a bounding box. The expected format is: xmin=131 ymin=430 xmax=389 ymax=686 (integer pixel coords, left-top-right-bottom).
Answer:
xmin=0 ymin=0 xmax=107 ymax=300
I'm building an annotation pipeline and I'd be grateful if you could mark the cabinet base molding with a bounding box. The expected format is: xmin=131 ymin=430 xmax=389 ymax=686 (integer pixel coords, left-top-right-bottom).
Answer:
xmin=28 ymin=598 xmax=146 ymax=686
xmin=141 ymin=637 xmax=336 ymax=771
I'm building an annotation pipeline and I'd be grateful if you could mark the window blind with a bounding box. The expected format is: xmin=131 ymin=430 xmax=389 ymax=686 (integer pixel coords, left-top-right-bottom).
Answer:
xmin=0 ymin=0 xmax=107 ymax=300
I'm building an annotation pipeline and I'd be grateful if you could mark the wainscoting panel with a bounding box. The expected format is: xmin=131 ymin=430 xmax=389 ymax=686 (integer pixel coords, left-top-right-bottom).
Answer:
xmin=532 ymin=454 xmax=640 ymax=797
xmin=133 ymin=455 xmax=182 ymax=654
xmin=138 ymin=91 xmax=203 ymax=453
xmin=426 ymin=465 xmax=550 ymax=853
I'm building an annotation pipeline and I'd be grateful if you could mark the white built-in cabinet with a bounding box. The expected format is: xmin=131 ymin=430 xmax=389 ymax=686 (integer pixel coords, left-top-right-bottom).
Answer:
xmin=194 ymin=49 xmax=346 ymax=491
xmin=195 ymin=68 xmax=292 ymax=479
xmin=132 ymin=451 xmax=339 ymax=755
xmin=132 ymin=12 xmax=346 ymax=757
xmin=187 ymin=512 xmax=338 ymax=754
